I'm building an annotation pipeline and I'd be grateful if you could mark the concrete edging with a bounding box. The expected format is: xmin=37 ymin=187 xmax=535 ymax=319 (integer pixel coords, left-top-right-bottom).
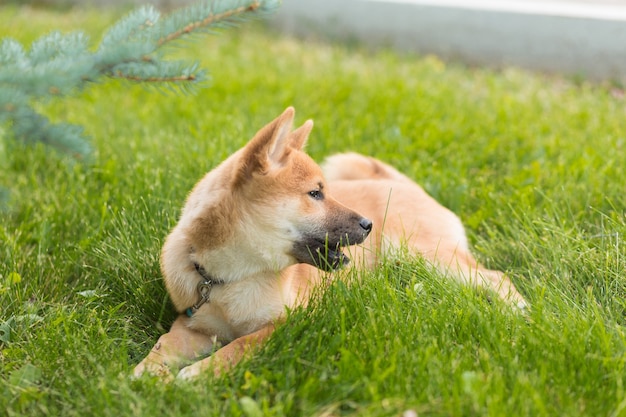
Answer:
xmin=271 ymin=0 xmax=626 ymax=81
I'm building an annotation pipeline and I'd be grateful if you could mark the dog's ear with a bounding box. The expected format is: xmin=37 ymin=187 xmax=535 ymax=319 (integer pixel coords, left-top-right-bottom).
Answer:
xmin=267 ymin=107 xmax=295 ymax=167
xmin=290 ymin=119 xmax=313 ymax=150
xmin=233 ymin=107 xmax=295 ymax=187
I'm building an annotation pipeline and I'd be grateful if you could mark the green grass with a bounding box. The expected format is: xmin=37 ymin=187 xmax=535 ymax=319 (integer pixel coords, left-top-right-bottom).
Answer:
xmin=2 ymin=5 xmax=626 ymax=417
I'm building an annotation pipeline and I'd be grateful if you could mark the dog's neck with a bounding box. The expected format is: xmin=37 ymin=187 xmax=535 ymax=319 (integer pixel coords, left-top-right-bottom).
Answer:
xmin=184 ymin=262 xmax=225 ymax=317
xmin=191 ymin=206 xmax=297 ymax=283
xmin=193 ymin=262 xmax=220 ymax=284
xmin=192 ymin=244 xmax=292 ymax=284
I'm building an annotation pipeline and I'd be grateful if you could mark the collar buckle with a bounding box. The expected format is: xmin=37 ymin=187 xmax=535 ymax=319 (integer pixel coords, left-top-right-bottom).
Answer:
xmin=185 ymin=262 xmax=224 ymax=317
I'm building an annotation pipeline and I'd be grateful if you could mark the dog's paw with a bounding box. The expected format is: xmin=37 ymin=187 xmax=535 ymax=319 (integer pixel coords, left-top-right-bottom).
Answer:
xmin=516 ymin=299 xmax=530 ymax=312
xmin=177 ymin=356 xmax=225 ymax=380
xmin=177 ymin=362 xmax=203 ymax=380
xmin=133 ymin=359 xmax=174 ymax=382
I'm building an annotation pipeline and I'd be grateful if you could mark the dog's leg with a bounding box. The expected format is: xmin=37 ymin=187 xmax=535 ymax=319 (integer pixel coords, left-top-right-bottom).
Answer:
xmin=473 ymin=267 xmax=528 ymax=310
xmin=432 ymin=248 xmax=528 ymax=310
xmin=177 ymin=323 xmax=276 ymax=380
xmin=133 ymin=316 xmax=217 ymax=379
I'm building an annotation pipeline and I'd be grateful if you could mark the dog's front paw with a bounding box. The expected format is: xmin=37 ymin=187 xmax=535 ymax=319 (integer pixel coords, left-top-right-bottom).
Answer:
xmin=177 ymin=356 xmax=225 ymax=380
xmin=177 ymin=362 xmax=203 ymax=380
xmin=133 ymin=358 xmax=174 ymax=382
xmin=516 ymin=299 xmax=530 ymax=312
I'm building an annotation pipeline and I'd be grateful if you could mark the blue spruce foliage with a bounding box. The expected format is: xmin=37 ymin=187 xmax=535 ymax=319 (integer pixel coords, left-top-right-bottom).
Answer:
xmin=0 ymin=0 xmax=280 ymax=159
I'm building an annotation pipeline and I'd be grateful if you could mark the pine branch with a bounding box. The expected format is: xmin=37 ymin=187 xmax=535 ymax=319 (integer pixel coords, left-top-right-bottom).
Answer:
xmin=99 ymin=5 xmax=161 ymax=52
xmin=0 ymin=39 xmax=27 ymax=67
xmin=10 ymin=106 xmax=92 ymax=158
xmin=0 ymin=0 xmax=281 ymax=159
xmin=154 ymin=0 xmax=269 ymax=46
xmin=110 ymin=60 xmax=206 ymax=84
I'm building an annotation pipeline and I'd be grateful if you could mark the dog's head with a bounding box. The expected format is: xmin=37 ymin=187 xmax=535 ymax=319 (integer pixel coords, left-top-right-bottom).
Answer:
xmin=233 ymin=107 xmax=372 ymax=271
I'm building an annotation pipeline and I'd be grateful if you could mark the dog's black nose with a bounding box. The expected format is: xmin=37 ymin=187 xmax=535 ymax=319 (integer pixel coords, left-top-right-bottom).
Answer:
xmin=359 ymin=218 xmax=373 ymax=233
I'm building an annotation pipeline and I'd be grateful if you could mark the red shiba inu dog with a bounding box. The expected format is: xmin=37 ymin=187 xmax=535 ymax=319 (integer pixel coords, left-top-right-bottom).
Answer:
xmin=133 ymin=107 xmax=526 ymax=380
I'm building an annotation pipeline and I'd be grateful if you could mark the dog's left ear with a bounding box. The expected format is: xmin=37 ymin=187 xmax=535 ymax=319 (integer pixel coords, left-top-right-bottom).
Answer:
xmin=266 ymin=107 xmax=296 ymax=168
xmin=233 ymin=107 xmax=296 ymax=187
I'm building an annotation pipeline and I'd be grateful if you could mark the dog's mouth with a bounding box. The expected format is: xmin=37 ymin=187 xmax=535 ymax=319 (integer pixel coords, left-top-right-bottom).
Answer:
xmin=290 ymin=228 xmax=370 ymax=271
xmin=313 ymin=238 xmax=351 ymax=271
xmin=290 ymin=217 xmax=371 ymax=271
xmin=290 ymin=238 xmax=349 ymax=271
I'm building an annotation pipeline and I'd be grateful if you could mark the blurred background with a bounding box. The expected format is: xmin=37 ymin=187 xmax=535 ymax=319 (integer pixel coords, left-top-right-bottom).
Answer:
xmin=5 ymin=0 xmax=626 ymax=82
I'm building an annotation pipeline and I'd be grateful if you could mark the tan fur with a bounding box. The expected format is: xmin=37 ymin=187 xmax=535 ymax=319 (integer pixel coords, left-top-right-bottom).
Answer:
xmin=133 ymin=107 xmax=527 ymax=380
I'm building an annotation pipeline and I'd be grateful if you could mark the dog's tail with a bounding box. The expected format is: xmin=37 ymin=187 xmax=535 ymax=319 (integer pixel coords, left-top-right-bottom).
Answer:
xmin=322 ymin=152 xmax=413 ymax=184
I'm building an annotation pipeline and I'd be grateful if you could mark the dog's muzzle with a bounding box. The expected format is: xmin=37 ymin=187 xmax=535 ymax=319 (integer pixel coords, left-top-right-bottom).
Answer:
xmin=291 ymin=216 xmax=372 ymax=271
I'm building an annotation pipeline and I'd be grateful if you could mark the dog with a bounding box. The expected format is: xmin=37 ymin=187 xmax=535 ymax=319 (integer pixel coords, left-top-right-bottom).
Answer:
xmin=133 ymin=107 xmax=527 ymax=380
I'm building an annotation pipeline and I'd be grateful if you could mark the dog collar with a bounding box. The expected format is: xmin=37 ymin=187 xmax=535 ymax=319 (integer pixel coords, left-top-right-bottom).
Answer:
xmin=185 ymin=262 xmax=224 ymax=317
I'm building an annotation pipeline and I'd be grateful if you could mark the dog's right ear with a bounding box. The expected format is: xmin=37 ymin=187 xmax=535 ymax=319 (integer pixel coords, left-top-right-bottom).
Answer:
xmin=233 ymin=107 xmax=295 ymax=187
xmin=290 ymin=119 xmax=313 ymax=150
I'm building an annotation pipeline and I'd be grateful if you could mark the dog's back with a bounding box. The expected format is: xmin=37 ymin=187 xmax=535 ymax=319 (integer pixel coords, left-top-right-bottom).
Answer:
xmin=323 ymin=152 xmax=414 ymax=184
xmin=324 ymin=151 xmax=527 ymax=310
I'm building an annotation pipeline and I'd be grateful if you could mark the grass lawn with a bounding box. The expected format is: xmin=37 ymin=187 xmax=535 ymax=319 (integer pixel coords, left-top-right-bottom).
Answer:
xmin=2 ymin=5 xmax=626 ymax=417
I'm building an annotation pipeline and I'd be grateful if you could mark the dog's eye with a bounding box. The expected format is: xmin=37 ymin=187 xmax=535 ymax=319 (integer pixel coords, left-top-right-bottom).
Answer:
xmin=308 ymin=190 xmax=324 ymax=200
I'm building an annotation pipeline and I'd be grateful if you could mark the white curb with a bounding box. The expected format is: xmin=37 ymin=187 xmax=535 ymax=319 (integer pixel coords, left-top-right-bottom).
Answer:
xmin=271 ymin=0 xmax=626 ymax=81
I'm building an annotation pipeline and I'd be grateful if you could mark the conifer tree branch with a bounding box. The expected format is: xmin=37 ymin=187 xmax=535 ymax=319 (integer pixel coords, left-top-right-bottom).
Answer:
xmin=114 ymin=73 xmax=198 ymax=83
xmin=0 ymin=0 xmax=281 ymax=159
xmin=156 ymin=0 xmax=264 ymax=46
